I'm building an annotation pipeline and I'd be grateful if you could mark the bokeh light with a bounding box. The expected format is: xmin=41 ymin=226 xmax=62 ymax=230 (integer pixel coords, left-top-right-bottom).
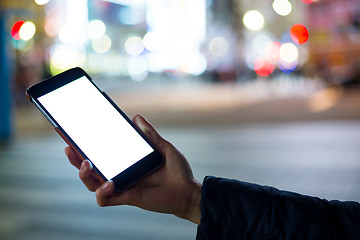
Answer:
xmin=45 ymin=15 xmax=60 ymax=37
xmin=92 ymin=34 xmax=112 ymax=53
xmin=243 ymin=10 xmax=264 ymax=31
xmin=245 ymin=45 xmax=258 ymax=70
xmin=127 ymin=56 xmax=148 ymax=81
xmin=9 ymin=0 xmax=313 ymax=81
xmin=301 ymin=0 xmax=314 ymax=4
xmin=12 ymin=39 xmax=33 ymax=51
xmin=11 ymin=20 xmax=25 ymax=40
xmin=49 ymin=44 xmax=86 ymax=75
xmin=34 ymin=0 xmax=50 ymax=5
xmin=146 ymin=52 xmax=166 ymax=72
xmin=19 ymin=21 xmax=36 ymax=41
xmin=118 ymin=7 xmax=144 ymax=25
xmin=86 ymin=52 xmax=125 ymax=75
xmin=279 ymin=59 xmax=298 ymax=73
xmin=181 ymin=52 xmax=207 ymax=75
xmin=59 ymin=25 xmax=78 ymax=44
xmin=265 ymin=41 xmax=281 ymax=63
xmin=125 ymin=36 xmax=144 ymax=56
xmin=280 ymin=43 xmax=298 ymax=63
xmin=87 ymin=20 xmax=106 ymax=39
xmin=272 ymin=0 xmax=292 ymax=16
xmin=290 ymin=24 xmax=309 ymax=45
xmin=254 ymin=58 xmax=275 ymax=77
xmin=209 ymin=37 xmax=229 ymax=56
xmin=143 ymin=32 xmax=165 ymax=52
xmin=252 ymin=34 xmax=273 ymax=58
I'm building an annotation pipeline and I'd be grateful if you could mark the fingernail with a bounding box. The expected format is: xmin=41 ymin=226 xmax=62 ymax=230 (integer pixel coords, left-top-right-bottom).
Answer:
xmin=135 ymin=117 xmax=148 ymax=133
xmin=138 ymin=122 xmax=147 ymax=134
xmin=80 ymin=160 xmax=90 ymax=173
xmin=102 ymin=181 xmax=113 ymax=192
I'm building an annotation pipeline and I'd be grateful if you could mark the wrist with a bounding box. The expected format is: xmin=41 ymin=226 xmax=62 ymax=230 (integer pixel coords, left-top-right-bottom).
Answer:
xmin=184 ymin=180 xmax=202 ymax=225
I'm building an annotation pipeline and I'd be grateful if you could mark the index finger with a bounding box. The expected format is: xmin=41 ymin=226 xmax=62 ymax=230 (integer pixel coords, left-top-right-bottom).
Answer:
xmin=65 ymin=146 xmax=83 ymax=169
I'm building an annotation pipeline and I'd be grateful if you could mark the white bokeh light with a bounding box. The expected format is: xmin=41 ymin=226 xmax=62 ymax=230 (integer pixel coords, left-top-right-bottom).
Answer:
xmin=50 ymin=44 xmax=86 ymax=70
xmin=252 ymin=34 xmax=273 ymax=58
xmin=61 ymin=0 xmax=88 ymax=46
xmin=243 ymin=10 xmax=264 ymax=31
xmin=209 ymin=37 xmax=229 ymax=57
xmin=34 ymin=0 xmax=50 ymax=5
xmin=87 ymin=20 xmax=106 ymax=39
xmin=19 ymin=21 xmax=36 ymax=41
xmin=92 ymin=34 xmax=112 ymax=53
xmin=125 ymin=36 xmax=144 ymax=56
xmin=182 ymin=52 xmax=207 ymax=75
xmin=59 ymin=25 xmax=79 ymax=44
xmin=280 ymin=42 xmax=298 ymax=63
xmin=272 ymin=0 xmax=292 ymax=16
xmin=127 ymin=55 xmax=148 ymax=81
xmin=143 ymin=32 xmax=165 ymax=52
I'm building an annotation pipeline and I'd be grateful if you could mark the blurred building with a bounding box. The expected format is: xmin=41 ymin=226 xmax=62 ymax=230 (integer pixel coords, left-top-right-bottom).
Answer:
xmin=305 ymin=0 xmax=360 ymax=85
xmin=3 ymin=0 xmax=360 ymax=86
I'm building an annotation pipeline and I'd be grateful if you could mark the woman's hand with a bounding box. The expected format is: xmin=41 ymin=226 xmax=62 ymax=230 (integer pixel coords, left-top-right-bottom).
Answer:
xmin=65 ymin=115 xmax=202 ymax=224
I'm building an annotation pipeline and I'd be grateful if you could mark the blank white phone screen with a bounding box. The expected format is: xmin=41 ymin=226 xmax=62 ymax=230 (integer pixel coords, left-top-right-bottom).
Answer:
xmin=38 ymin=76 xmax=154 ymax=180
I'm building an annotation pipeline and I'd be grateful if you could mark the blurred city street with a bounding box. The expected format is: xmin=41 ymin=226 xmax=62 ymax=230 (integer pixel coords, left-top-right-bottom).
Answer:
xmin=1 ymin=0 xmax=360 ymax=239
xmin=2 ymin=78 xmax=360 ymax=240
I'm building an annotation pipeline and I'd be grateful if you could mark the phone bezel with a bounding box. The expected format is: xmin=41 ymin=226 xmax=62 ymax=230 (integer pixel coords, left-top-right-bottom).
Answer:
xmin=26 ymin=67 xmax=164 ymax=192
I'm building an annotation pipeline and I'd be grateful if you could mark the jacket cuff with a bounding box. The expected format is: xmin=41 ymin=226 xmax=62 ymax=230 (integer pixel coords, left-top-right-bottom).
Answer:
xmin=196 ymin=176 xmax=272 ymax=240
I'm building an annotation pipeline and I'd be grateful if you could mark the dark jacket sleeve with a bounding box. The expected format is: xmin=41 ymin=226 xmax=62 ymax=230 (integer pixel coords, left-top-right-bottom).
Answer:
xmin=196 ymin=176 xmax=360 ymax=240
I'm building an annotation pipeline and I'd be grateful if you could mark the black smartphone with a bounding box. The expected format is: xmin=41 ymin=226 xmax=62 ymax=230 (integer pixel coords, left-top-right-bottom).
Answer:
xmin=26 ymin=67 xmax=164 ymax=192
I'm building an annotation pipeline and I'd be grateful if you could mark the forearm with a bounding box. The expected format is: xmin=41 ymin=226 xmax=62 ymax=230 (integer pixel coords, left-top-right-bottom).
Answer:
xmin=196 ymin=176 xmax=360 ymax=240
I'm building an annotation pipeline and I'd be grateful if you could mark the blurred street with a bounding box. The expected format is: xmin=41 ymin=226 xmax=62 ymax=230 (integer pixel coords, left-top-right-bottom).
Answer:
xmin=2 ymin=79 xmax=360 ymax=240
xmin=1 ymin=0 xmax=360 ymax=239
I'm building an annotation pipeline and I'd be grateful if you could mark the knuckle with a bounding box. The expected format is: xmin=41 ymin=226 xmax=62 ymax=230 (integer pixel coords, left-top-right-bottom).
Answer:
xmin=96 ymin=190 xmax=107 ymax=207
xmin=97 ymin=198 xmax=107 ymax=207
xmin=87 ymin=185 xmax=97 ymax=192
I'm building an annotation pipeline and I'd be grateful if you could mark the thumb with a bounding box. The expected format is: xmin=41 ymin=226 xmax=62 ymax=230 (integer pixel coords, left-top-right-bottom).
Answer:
xmin=132 ymin=115 xmax=163 ymax=148
xmin=132 ymin=115 xmax=174 ymax=161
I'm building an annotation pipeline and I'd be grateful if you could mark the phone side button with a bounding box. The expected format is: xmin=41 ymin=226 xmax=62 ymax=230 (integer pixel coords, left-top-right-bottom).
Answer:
xmin=25 ymin=89 xmax=32 ymax=102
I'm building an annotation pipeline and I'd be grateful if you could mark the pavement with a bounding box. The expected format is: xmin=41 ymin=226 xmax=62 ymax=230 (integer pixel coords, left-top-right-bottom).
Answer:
xmin=2 ymin=79 xmax=360 ymax=240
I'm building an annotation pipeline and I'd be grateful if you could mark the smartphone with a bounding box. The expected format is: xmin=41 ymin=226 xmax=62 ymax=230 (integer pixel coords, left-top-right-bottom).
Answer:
xmin=26 ymin=67 xmax=164 ymax=192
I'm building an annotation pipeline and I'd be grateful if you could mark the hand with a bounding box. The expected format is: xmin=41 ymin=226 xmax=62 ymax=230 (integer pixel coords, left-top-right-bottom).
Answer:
xmin=65 ymin=114 xmax=202 ymax=224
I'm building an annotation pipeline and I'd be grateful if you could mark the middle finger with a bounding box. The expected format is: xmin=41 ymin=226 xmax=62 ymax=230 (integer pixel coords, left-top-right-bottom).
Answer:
xmin=79 ymin=160 xmax=102 ymax=192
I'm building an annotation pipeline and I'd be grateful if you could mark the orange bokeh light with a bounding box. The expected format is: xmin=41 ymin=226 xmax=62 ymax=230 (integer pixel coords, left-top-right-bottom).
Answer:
xmin=290 ymin=23 xmax=309 ymax=45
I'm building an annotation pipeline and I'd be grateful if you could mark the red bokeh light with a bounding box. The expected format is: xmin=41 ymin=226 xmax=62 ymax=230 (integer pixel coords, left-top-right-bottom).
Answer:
xmin=266 ymin=41 xmax=281 ymax=63
xmin=11 ymin=20 xmax=25 ymax=40
xmin=290 ymin=24 xmax=309 ymax=45
xmin=254 ymin=59 xmax=275 ymax=77
xmin=301 ymin=0 xmax=314 ymax=4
